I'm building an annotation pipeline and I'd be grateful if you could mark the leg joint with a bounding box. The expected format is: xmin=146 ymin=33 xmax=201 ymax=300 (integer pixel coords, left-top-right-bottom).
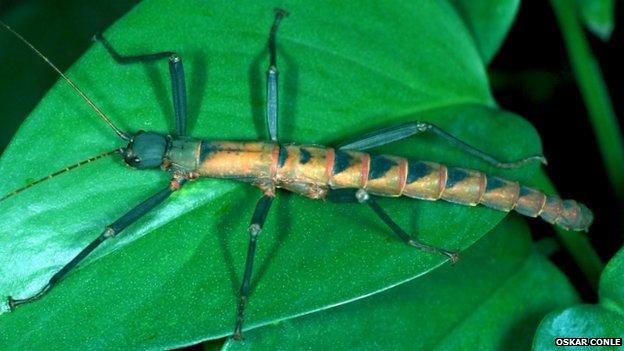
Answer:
xmin=274 ymin=8 xmax=289 ymax=18
xmin=169 ymin=53 xmax=181 ymax=63
xmin=169 ymin=178 xmax=183 ymax=191
xmin=414 ymin=121 xmax=430 ymax=132
xmin=355 ymin=189 xmax=370 ymax=203
xmin=103 ymin=227 xmax=116 ymax=238
xmin=248 ymin=223 xmax=262 ymax=237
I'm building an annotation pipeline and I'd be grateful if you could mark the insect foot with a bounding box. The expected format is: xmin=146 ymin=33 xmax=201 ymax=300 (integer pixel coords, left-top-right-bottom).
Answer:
xmin=448 ymin=252 xmax=460 ymax=265
xmin=0 ymin=296 xmax=11 ymax=315
xmin=233 ymin=295 xmax=248 ymax=341
xmin=249 ymin=223 xmax=262 ymax=236
xmin=233 ymin=329 xmax=245 ymax=342
xmin=274 ymin=7 xmax=289 ymax=18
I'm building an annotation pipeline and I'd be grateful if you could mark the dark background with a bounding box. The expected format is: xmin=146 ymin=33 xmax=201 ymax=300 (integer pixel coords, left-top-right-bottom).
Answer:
xmin=0 ymin=0 xmax=622 ymax=347
xmin=490 ymin=0 xmax=623 ymax=300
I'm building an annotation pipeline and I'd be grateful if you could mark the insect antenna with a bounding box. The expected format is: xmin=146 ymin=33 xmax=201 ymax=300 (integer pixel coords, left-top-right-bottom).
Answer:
xmin=0 ymin=20 xmax=130 ymax=141
xmin=0 ymin=148 xmax=123 ymax=203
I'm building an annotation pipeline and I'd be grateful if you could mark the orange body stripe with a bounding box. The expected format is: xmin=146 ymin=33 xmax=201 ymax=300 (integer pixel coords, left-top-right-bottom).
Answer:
xmin=360 ymin=153 xmax=370 ymax=188
xmin=536 ymin=195 xmax=548 ymax=216
xmin=437 ymin=165 xmax=448 ymax=199
xmin=325 ymin=148 xmax=335 ymax=182
xmin=509 ymin=182 xmax=520 ymax=210
xmin=476 ymin=172 xmax=487 ymax=204
xmin=398 ymin=158 xmax=408 ymax=196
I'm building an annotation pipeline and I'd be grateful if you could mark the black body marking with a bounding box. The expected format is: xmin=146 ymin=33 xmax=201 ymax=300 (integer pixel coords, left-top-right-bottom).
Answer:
xmin=278 ymin=146 xmax=288 ymax=168
xmin=299 ymin=148 xmax=311 ymax=164
xmin=200 ymin=141 xmax=218 ymax=161
xmin=445 ymin=167 xmax=469 ymax=188
xmin=485 ymin=176 xmax=506 ymax=191
xmin=368 ymin=156 xmax=396 ymax=180
xmin=406 ymin=161 xmax=432 ymax=183
xmin=333 ymin=150 xmax=353 ymax=174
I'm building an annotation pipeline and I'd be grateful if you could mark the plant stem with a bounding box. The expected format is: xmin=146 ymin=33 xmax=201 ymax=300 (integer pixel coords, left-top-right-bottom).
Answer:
xmin=550 ymin=0 xmax=624 ymax=201
xmin=533 ymin=169 xmax=604 ymax=290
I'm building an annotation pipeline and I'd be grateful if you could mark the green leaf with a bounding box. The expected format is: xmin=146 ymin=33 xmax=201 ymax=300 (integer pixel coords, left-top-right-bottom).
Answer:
xmin=574 ymin=0 xmax=615 ymax=41
xmin=448 ymin=0 xmax=520 ymax=63
xmin=222 ymin=217 xmax=579 ymax=350
xmin=0 ymin=0 xmax=542 ymax=349
xmin=533 ymin=247 xmax=624 ymax=350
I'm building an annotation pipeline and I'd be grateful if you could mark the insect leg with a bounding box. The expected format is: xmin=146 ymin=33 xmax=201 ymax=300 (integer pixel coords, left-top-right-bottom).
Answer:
xmin=167 ymin=55 xmax=187 ymax=136
xmin=266 ymin=9 xmax=289 ymax=142
xmin=329 ymin=189 xmax=458 ymax=263
xmin=93 ymin=34 xmax=187 ymax=136
xmin=3 ymin=179 xmax=185 ymax=313
xmin=338 ymin=122 xmax=546 ymax=169
xmin=233 ymin=194 xmax=275 ymax=340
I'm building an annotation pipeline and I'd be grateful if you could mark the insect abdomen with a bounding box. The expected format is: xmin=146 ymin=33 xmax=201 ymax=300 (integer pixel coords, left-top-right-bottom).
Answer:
xmin=345 ymin=154 xmax=592 ymax=231
xmin=194 ymin=142 xmax=592 ymax=231
xmin=398 ymin=161 xmax=593 ymax=231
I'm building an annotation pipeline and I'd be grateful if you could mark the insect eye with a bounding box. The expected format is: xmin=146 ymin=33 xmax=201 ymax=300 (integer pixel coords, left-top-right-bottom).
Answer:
xmin=133 ymin=157 xmax=141 ymax=164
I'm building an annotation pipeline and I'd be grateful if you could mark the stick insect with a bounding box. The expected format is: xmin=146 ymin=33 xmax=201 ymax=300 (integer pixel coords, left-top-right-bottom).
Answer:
xmin=0 ymin=9 xmax=592 ymax=341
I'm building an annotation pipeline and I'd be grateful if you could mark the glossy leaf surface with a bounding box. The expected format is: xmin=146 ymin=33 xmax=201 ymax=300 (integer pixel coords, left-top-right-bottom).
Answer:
xmin=0 ymin=0 xmax=541 ymax=349
xmin=449 ymin=0 xmax=520 ymax=63
xmin=223 ymin=217 xmax=579 ymax=350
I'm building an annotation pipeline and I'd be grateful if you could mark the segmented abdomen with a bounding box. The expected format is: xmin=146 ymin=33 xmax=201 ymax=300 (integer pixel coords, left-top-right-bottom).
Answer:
xmin=196 ymin=142 xmax=592 ymax=231
xmin=332 ymin=149 xmax=592 ymax=231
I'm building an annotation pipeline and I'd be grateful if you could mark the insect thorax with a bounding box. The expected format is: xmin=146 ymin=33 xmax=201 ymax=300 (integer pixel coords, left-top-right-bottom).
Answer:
xmin=164 ymin=136 xmax=203 ymax=173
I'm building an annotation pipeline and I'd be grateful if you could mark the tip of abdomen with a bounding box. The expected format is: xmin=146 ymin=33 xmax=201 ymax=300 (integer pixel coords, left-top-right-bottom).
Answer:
xmin=539 ymin=197 xmax=593 ymax=232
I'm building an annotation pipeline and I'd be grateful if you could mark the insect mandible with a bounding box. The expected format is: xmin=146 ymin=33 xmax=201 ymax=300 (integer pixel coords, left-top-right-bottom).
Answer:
xmin=0 ymin=8 xmax=592 ymax=341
